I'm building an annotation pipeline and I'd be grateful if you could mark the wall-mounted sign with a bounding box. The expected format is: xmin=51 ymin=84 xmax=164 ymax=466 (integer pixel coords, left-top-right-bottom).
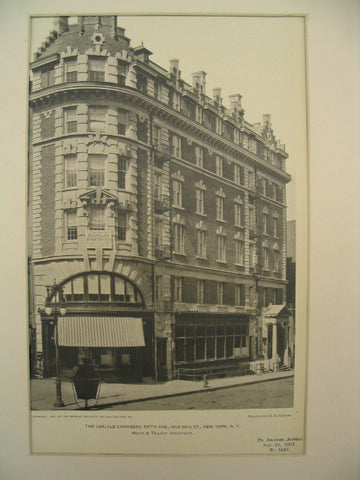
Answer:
xmin=86 ymin=231 xmax=112 ymax=248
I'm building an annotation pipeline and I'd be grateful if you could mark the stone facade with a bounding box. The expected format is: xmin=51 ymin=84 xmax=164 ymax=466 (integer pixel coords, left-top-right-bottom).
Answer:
xmin=29 ymin=16 xmax=293 ymax=381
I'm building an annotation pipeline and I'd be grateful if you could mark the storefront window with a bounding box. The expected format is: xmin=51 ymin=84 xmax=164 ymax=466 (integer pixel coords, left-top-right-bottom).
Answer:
xmin=175 ymin=320 xmax=249 ymax=364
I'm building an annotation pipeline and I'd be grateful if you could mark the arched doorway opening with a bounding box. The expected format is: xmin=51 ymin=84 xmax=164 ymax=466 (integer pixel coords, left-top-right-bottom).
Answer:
xmin=42 ymin=272 xmax=154 ymax=382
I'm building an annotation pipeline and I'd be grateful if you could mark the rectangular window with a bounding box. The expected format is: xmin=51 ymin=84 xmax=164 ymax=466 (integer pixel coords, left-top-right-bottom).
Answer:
xmin=118 ymin=155 xmax=127 ymax=189
xmin=65 ymin=210 xmax=77 ymax=240
xmin=274 ymin=249 xmax=280 ymax=271
xmin=64 ymin=155 xmax=77 ymax=188
xmin=89 ymin=207 xmax=105 ymax=230
xmin=153 ymin=125 xmax=161 ymax=147
xmin=63 ymin=107 xmax=77 ymax=134
xmin=195 ymin=188 xmax=204 ymax=214
xmin=195 ymin=146 xmax=204 ymax=168
xmin=217 ymin=282 xmax=224 ymax=305
xmin=174 ymin=277 xmax=182 ymax=302
xmin=88 ymin=155 xmax=105 ymax=186
xmin=248 ymin=170 xmax=254 ymax=190
xmin=216 ymin=156 xmax=223 ymax=176
xmin=197 ymin=280 xmax=204 ymax=303
xmin=40 ymin=67 xmax=55 ymax=88
xmin=235 ymin=239 xmax=244 ymax=265
xmin=217 ymin=235 xmax=226 ymax=261
xmin=263 ymin=212 xmax=269 ymax=235
xmin=196 ymin=230 xmax=206 ymax=258
xmin=234 ymin=164 xmax=242 ymax=184
xmin=235 ymin=285 xmax=245 ymax=306
xmin=154 ymin=219 xmax=162 ymax=248
xmin=117 ymin=211 xmax=127 ymax=241
xmin=88 ymin=106 xmax=106 ymax=132
xmin=172 ymin=135 xmax=181 ymax=157
xmin=273 ymin=216 xmax=278 ymax=237
xmin=64 ymin=57 xmax=77 ymax=82
xmin=234 ymin=203 xmax=242 ymax=226
xmin=117 ymin=108 xmax=128 ymax=135
xmin=249 ymin=243 xmax=255 ymax=268
xmin=173 ymin=180 xmax=182 ymax=208
xmin=263 ymin=247 xmax=269 ymax=270
xmin=249 ymin=205 xmax=255 ymax=230
xmin=88 ymin=57 xmax=105 ymax=82
xmin=155 ymin=275 xmax=162 ymax=301
xmin=154 ymin=173 xmax=162 ymax=200
xmin=262 ymin=178 xmax=267 ymax=195
xmin=277 ymin=185 xmax=283 ymax=202
xmin=118 ymin=60 xmax=127 ymax=86
xmin=137 ymin=73 xmax=148 ymax=94
xmin=153 ymin=81 xmax=160 ymax=100
xmin=174 ymin=224 xmax=184 ymax=254
xmin=216 ymin=196 xmax=224 ymax=221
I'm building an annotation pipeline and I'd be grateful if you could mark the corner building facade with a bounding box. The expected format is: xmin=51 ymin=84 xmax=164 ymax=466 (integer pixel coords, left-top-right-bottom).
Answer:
xmin=29 ymin=16 xmax=293 ymax=382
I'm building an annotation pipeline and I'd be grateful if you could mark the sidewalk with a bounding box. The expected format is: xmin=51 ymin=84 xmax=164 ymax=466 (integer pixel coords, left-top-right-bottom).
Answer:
xmin=30 ymin=370 xmax=294 ymax=410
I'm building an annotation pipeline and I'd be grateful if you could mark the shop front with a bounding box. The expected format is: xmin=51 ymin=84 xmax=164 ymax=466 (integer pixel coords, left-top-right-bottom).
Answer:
xmin=41 ymin=271 xmax=155 ymax=382
xmin=174 ymin=313 xmax=251 ymax=378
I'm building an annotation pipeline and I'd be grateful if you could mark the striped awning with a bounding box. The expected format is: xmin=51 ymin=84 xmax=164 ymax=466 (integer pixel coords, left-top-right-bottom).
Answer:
xmin=57 ymin=316 xmax=145 ymax=347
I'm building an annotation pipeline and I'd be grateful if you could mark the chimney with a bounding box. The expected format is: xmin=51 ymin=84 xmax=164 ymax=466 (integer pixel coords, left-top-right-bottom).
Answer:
xmin=229 ymin=94 xmax=242 ymax=111
xmin=192 ymin=71 xmax=207 ymax=94
xmin=263 ymin=114 xmax=272 ymax=127
xmin=213 ymin=88 xmax=222 ymax=105
xmin=53 ymin=16 xmax=69 ymax=36
xmin=169 ymin=59 xmax=180 ymax=78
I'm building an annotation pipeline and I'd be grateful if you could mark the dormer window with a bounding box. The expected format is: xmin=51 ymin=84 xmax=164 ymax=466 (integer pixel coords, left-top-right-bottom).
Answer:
xmin=40 ymin=67 xmax=55 ymax=89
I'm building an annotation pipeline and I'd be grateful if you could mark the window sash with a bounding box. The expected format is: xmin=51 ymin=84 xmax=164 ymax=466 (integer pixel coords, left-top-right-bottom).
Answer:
xmin=89 ymin=207 xmax=105 ymax=230
xmin=217 ymin=236 xmax=225 ymax=261
xmin=235 ymin=240 xmax=244 ymax=265
xmin=117 ymin=212 xmax=127 ymax=241
xmin=216 ymin=197 xmax=224 ymax=220
xmin=216 ymin=156 xmax=223 ymax=176
xmin=88 ymin=155 xmax=105 ymax=186
xmin=88 ymin=106 xmax=106 ymax=132
xmin=196 ymin=189 xmax=204 ymax=214
xmin=64 ymin=107 xmax=77 ymax=133
xmin=118 ymin=156 xmax=127 ymax=189
xmin=65 ymin=210 xmax=77 ymax=240
xmin=174 ymin=224 xmax=184 ymax=253
xmin=173 ymin=180 xmax=182 ymax=207
xmin=197 ymin=230 xmax=206 ymax=257
xmin=235 ymin=203 xmax=242 ymax=226
xmin=64 ymin=156 xmax=77 ymax=188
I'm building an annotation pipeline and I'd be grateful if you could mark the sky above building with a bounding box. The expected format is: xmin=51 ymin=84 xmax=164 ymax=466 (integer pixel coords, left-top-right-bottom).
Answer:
xmin=30 ymin=15 xmax=307 ymax=221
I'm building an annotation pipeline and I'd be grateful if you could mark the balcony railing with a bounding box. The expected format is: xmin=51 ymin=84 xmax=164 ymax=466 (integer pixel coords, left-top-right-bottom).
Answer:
xmin=154 ymin=194 xmax=170 ymax=213
xmin=155 ymin=244 xmax=171 ymax=260
xmin=154 ymin=143 xmax=171 ymax=163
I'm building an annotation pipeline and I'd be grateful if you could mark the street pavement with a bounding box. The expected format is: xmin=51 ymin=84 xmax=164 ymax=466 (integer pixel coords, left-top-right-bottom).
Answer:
xmin=30 ymin=370 xmax=294 ymax=410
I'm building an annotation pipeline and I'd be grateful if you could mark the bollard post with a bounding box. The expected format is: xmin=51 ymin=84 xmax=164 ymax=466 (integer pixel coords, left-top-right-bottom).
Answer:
xmin=203 ymin=374 xmax=209 ymax=388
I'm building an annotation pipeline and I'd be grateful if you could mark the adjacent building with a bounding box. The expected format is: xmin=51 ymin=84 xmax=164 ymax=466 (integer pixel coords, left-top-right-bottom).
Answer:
xmin=29 ymin=16 xmax=293 ymax=382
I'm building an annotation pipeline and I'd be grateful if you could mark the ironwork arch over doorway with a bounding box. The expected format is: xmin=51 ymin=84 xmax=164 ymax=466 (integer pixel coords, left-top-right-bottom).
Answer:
xmin=47 ymin=271 xmax=146 ymax=308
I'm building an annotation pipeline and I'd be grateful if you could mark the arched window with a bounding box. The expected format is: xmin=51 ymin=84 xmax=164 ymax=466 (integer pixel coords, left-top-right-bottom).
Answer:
xmin=50 ymin=272 xmax=145 ymax=306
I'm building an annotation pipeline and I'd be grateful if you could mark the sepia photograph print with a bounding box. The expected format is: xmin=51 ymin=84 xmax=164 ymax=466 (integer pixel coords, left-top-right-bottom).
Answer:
xmin=28 ymin=13 xmax=308 ymax=454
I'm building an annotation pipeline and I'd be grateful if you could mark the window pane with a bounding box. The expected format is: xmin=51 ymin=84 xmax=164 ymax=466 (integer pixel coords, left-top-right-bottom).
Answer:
xmin=216 ymin=337 xmax=225 ymax=358
xmin=100 ymin=275 xmax=110 ymax=301
xmin=186 ymin=338 xmax=195 ymax=362
xmin=175 ymin=326 xmax=185 ymax=337
xmin=126 ymin=282 xmax=135 ymax=302
xmin=88 ymin=274 xmax=99 ymax=294
xmin=176 ymin=339 xmax=185 ymax=362
xmin=226 ymin=336 xmax=234 ymax=357
xmin=196 ymin=338 xmax=205 ymax=360
xmin=89 ymin=207 xmax=105 ymax=230
xmin=206 ymin=337 xmax=215 ymax=359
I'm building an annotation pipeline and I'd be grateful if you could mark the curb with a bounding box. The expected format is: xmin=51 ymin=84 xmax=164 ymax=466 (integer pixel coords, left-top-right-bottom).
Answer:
xmin=89 ymin=372 xmax=294 ymax=410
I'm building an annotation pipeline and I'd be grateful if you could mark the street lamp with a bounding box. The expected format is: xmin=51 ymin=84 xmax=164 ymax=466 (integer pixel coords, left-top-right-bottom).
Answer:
xmin=45 ymin=280 xmax=66 ymax=408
